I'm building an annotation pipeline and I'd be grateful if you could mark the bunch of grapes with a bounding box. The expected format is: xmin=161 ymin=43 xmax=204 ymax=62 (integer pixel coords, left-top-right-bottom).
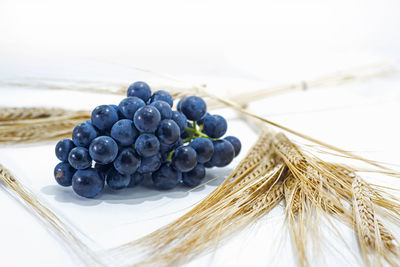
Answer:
xmin=54 ymin=82 xmax=241 ymax=198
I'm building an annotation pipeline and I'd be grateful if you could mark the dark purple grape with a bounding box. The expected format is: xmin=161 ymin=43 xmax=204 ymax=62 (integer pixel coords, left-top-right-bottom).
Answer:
xmin=55 ymin=139 xmax=75 ymax=162
xmin=203 ymin=114 xmax=227 ymax=138
xmin=172 ymin=145 xmax=197 ymax=172
xmin=149 ymin=100 xmax=172 ymax=120
xmin=68 ymin=147 xmax=92 ymax=170
xmin=127 ymin=81 xmax=152 ymax=102
xmin=210 ymin=139 xmax=235 ymax=167
xmin=113 ymin=148 xmax=141 ymax=175
xmin=171 ymin=111 xmax=187 ymax=134
xmin=54 ymin=162 xmax=75 ymax=186
xmin=224 ymin=136 xmax=241 ymax=157
xmin=135 ymin=134 xmax=160 ymax=157
xmin=134 ymin=106 xmax=161 ymax=133
xmin=157 ymin=119 xmax=180 ymax=145
xmin=180 ymin=96 xmax=207 ymax=121
xmin=72 ymin=168 xmax=104 ymax=198
xmin=110 ymin=119 xmax=138 ymax=146
xmin=91 ymin=105 xmax=119 ymax=131
xmin=89 ymin=136 xmax=118 ymax=164
xmin=72 ymin=122 xmax=98 ymax=147
xmin=182 ymin=164 xmax=205 ymax=187
xmin=106 ymin=167 xmax=131 ymax=190
xmin=118 ymin=97 xmax=146 ymax=120
xmin=189 ymin=137 xmax=214 ymax=163
xmin=152 ymin=163 xmax=181 ymax=190
xmin=150 ymin=90 xmax=173 ymax=107
xmin=137 ymin=153 xmax=162 ymax=173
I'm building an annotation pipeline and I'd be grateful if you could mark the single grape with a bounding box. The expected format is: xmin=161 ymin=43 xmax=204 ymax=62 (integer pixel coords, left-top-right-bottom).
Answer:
xmin=177 ymin=97 xmax=188 ymax=112
xmin=150 ymin=90 xmax=173 ymax=107
xmin=180 ymin=96 xmax=207 ymax=121
xmin=68 ymin=147 xmax=92 ymax=169
xmin=106 ymin=167 xmax=131 ymax=190
xmin=127 ymin=81 xmax=152 ymax=102
xmin=189 ymin=137 xmax=214 ymax=163
xmin=134 ymin=105 xmax=161 ymax=133
xmin=94 ymin=163 xmax=112 ymax=181
xmin=210 ymin=139 xmax=235 ymax=167
xmin=91 ymin=105 xmax=119 ymax=131
xmin=182 ymin=164 xmax=206 ymax=187
xmin=72 ymin=122 xmax=98 ymax=147
xmin=203 ymin=114 xmax=227 ymax=138
xmin=72 ymin=168 xmax=104 ymax=198
xmin=172 ymin=145 xmax=197 ymax=172
xmin=110 ymin=119 xmax=138 ymax=146
xmin=224 ymin=136 xmax=241 ymax=157
xmin=118 ymin=97 xmax=145 ymax=120
xmin=54 ymin=162 xmax=75 ymax=186
xmin=55 ymin=139 xmax=75 ymax=162
xmin=137 ymin=153 xmax=162 ymax=173
xmin=113 ymin=148 xmax=141 ymax=175
xmin=149 ymin=100 xmax=172 ymax=119
xmin=89 ymin=136 xmax=118 ymax=164
xmin=152 ymin=163 xmax=181 ymax=190
xmin=157 ymin=119 xmax=180 ymax=145
xmin=135 ymin=134 xmax=160 ymax=157
xmin=171 ymin=111 xmax=187 ymax=134
xmin=128 ymin=172 xmax=150 ymax=187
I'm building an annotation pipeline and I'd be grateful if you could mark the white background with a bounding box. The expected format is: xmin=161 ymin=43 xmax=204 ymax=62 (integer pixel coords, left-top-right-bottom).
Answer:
xmin=0 ymin=0 xmax=400 ymax=266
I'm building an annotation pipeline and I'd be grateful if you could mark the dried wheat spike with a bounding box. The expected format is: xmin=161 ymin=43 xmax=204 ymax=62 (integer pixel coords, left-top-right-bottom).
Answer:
xmin=251 ymin=180 xmax=285 ymax=213
xmin=273 ymin=132 xmax=305 ymax=166
xmin=352 ymin=176 xmax=397 ymax=251
xmin=284 ymin=175 xmax=301 ymax=215
xmin=0 ymin=106 xmax=69 ymax=121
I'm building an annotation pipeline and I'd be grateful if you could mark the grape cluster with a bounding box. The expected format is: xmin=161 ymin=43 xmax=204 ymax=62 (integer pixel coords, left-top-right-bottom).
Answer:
xmin=53 ymin=82 xmax=241 ymax=198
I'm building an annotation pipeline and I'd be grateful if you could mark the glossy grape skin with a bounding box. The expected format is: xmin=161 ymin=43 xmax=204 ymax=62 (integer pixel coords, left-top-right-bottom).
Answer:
xmin=72 ymin=122 xmax=98 ymax=147
xmin=149 ymin=100 xmax=172 ymax=120
xmin=152 ymin=163 xmax=181 ymax=190
xmin=210 ymin=139 xmax=235 ymax=167
xmin=203 ymin=114 xmax=227 ymax=138
xmin=54 ymin=162 xmax=75 ymax=186
xmin=127 ymin=81 xmax=152 ymax=102
xmin=118 ymin=97 xmax=146 ymax=120
xmin=113 ymin=148 xmax=141 ymax=175
xmin=134 ymin=106 xmax=161 ymax=133
xmin=150 ymin=90 xmax=173 ymax=107
xmin=182 ymin=164 xmax=206 ymax=187
xmin=172 ymin=146 xmax=197 ymax=172
xmin=72 ymin=168 xmax=104 ymax=198
xmin=110 ymin=119 xmax=138 ymax=146
xmin=224 ymin=136 xmax=241 ymax=157
xmin=135 ymin=134 xmax=160 ymax=157
xmin=109 ymin=104 xmax=126 ymax=119
xmin=91 ymin=105 xmax=119 ymax=131
xmin=94 ymin=163 xmax=112 ymax=180
xmin=55 ymin=139 xmax=75 ymax=162
xmin=68 ymin=147 xmax=92 ymax=170
xmin=180 ymin=96 xmax=207 ymax=121
xmin=171 ymin=111 xmax=187 ymax=134
xmin=106 ymin=167 xmax=131 ymax=190
xmin=156 ymin=119 xmax=180 ymax=145
xmin=137 ymin=153 xmax=162 ymax=173
xmin=128 ymin=172 xmax=150 ymax=187
xmin=89 ymin=136 xmax=118 ymax=164
xmin=189 ymin=137 xmax=214 ymax=163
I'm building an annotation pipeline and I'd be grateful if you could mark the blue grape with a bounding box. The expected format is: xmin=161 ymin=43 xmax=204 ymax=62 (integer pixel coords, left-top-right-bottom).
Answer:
xmin=134 ymin=106 xmax=161 ymax=133
xmin=94 ymin=163 xmax=112 ymax=180
xmin=127 ymin=81 xmax=152 ymax=102
xmin=180 ymin=96 xmax=207 ymax=121
xmin=110 ymin=104 xmax=126 ymax=119
xmin=55 ymin=139 xmax=75 ymax=162
xmin=152 ymin=163 xmax=181 ymax=190
xmin=106 ymin=167 xmax=131 ymax=190
xmin=91 ymin=105 xmax=119 ymax=131
xmin=89 ymin=136 xmax=118 ymax=164
xmin=135 ymin=134 xmax=160 ymax=157
xmin=224 ymin=136 xmax=241 ymax=157
xmin=204 ymin=161 xmax=214 ymax=168
xmin=171 ymin=111 xmax=187 ymax=134
xmin=189 ymin=137 xmax=214 ymax=163
xmin=68 ymin=147 xmax=92 ymax=169
xmin=72 ymin=168 xmax=104 ymax=198
xmin=149 ymin=100 xmax=172 ymax=119
xmin=172 ymin=145 xmax=197 ymax=172
xmin=128 ymin=172 xmax=150 ymax=187
xmin=110 ymin=119 xmax=138 ymax=146
xmin=177 ymin=97 xmax=188 ymax=112
xmin=210 ymin=139 xmax=235 ymax=167
xmin=182 ymin=164 xmax=206 ymax=187
xmin=72 ymin=122 xmax=98 ymax=147
xmin=118 ymin=97 xmax=145 ymax=120
xmin=197 ymin=112 xmax=209 ymax=125
xmin=137 ymin=153 xmax=162 ymax=173
xmin=54 ymin=162 xmax=75 ymax=186
xmin=202 ymin=114 xmax=227 ymax=138
xmin=113 ymin=148 xmax=141 ymax=175
xmin=157 ymin=119 xmax=180 ymax=145
xmin=150 ymin=90 xmax=173 ymax=107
